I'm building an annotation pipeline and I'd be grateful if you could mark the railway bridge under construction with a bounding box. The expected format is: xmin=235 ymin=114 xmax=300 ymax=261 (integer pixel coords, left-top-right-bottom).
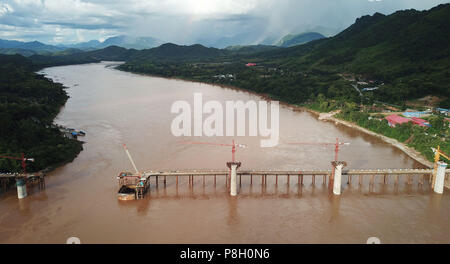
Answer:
xmin=117 ymin=167 xmax=450 ymax=200
xmin=1 ymin=141 xmax=448 ymax=200
xmin=117 ymin=142 xmax=450 ymax=200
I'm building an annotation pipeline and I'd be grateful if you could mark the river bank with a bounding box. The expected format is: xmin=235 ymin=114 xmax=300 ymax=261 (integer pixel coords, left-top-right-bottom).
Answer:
xmin=117 ymin=66 xmax=436 ymax=170
xmin=315 ymin=110 xmax=434 ymax=168
xmin=2 ymin=62 xmax=448 ymax=244
xmin=0 ymin=55 xmax=83 ymax=175
xmin=29 ymin=61 xmax=435 ymax=173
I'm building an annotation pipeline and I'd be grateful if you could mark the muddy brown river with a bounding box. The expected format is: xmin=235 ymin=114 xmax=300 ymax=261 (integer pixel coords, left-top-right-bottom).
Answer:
xmin=0 ymin=62 xmax=449 ymax=243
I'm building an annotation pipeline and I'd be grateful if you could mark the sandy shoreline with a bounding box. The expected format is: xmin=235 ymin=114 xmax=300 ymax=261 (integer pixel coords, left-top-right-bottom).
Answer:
xmin=313 ymin=110 xmax=450 ymax=189
xmin=316 ymin=110 xmax=434 ymax=168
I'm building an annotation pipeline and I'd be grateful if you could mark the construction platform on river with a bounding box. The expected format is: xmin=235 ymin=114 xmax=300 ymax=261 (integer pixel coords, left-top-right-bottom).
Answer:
xmin=0 ymin=172 xmax=46 ymax=198
xmin=1 ymin=142 xmax=448 ymax=200
xmin=117 ymin=167 xmax=450 ymax=200
xmin=116 ymin=142 xmax=449 ymax=200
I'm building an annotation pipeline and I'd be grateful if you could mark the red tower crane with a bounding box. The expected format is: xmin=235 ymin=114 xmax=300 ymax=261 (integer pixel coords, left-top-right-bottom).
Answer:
xmin=181 ymin=139 xmax=246 ymax=162
xmin=0 ymin=153 xmax=34 ymax=174
xmin=288 ymin=138 xmax=350 ymax=188
xmin=182 ymin=140 xmax=246 ymax=188
xmin=287 ymin=138 xmax=350 ymax=163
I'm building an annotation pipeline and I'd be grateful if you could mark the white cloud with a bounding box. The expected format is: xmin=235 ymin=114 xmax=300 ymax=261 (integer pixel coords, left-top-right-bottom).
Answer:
xmin=115 ymin=0 xmax=260 ymax=16
xmin=0 ymin=0 xmax=448 ymax=45
xmin=0 ymin=3 xmax=14 ymax=16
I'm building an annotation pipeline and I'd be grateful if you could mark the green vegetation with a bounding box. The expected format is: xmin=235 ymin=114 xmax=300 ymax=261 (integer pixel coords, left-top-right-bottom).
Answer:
xmin=0 ymin=39 xmax=65 ymax=56
xmin=276 ymin=32 xmax=326 ymax=47
xmin=115 ymin=4 xmax=450 ymax=164
xmin=333 ymin=103 xmax=450 ymax=162
xmin=224 ymin=45 xmax=281 ymax=54
xmin=117 ymin=4 xmax=449 ymax=108
xmin=0 ymin=54 xmax=83 ymax=173
xmin=306 ymin=94 xmax=348 ymax=113
xmin=439 ymin=98 xmax=450 ymax=108
xmin=0 ymin=48 xmax=38 ymax=57
xmin=1 ymin=4 xmax=448 ymax=169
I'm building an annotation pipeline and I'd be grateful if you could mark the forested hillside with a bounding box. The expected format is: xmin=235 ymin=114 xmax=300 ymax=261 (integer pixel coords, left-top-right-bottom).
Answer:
xmin=276 ymin=32 xmax=326 ymax=47
xmin=0 ymin=55 xmax=82 ymax=172
xmin=1 ymin=3 xmax=448 ymax=170
xmin=118 ymin=4 xmax=450 ymax=106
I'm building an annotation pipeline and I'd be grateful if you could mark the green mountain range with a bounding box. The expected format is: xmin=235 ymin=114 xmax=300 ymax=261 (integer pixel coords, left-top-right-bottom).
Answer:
xmin=116 ymin=4 xmax=449 ymax=105
xmin=1 ymin=3 xmax=449 ymax=172
xmin=287 ymin=4 xmax=450 ymax=100
xmin=29 ymin=43 xmax=230 ymax=66
xmin=0 ymin=39 xmax=65 ymax=56
xmin=276 ymin=32 xmax=326 ymax=47
xmin=3 ymin=3 xmax=449 ymax=106
xmin=224 ymin=45 xmax=281 ymax=54
xmin=0 ymin=35 xmax=165 ymax=57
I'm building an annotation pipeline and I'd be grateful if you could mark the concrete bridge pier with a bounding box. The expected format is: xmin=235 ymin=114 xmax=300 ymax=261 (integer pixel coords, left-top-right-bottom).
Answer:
xmin=332 ymin=161 xmax=347 ymax=195
xmin=434 ymin=162 xmax=447 ymax=194
xmin=227 ymin=162 xmax=241 ymax=196
xmin=16 ymin=178 xmax=27 ymax=199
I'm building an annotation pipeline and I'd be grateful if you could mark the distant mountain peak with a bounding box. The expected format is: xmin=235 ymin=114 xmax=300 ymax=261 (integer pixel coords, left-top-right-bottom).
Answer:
xmin=276 ymin=32 xmax=326 ymax=47
xmin=101 ymin=35 xmax=164 ymax=50
xmin=0 ymin=38 xmax=64 ymax=56
xmin=54 ymin=35 xmax=165 ymax=51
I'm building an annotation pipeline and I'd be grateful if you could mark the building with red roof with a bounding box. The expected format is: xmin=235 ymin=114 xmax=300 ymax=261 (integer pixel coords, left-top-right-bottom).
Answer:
xmin=411 ymin=117 xmax=429 ymax=127
xmin=246 ymin=63 xmax=257 ymax=67
xmin=385 ymin=114 xmax=412 ymax=127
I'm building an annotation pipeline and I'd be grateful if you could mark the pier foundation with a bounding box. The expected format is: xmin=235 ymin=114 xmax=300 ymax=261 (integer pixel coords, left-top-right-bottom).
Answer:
xmin=434 ymin=162 xmax=447 ymax=194
xmin=16 ymin=178 xmax=27 ymax=199
xmin=332 ymin=161 xmax=346 ymax=195
xmin=227 ymin=162 xmax=241 ymax=196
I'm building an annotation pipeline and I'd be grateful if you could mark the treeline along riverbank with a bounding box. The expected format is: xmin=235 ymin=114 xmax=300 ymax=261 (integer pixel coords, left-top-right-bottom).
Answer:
xmin=116 ymin=4 xmax=450 ymax=164
xmin=0 ymin=54 xmax=83 ymax=173
xmin=1 ymin=3 xmax=449 ymax=172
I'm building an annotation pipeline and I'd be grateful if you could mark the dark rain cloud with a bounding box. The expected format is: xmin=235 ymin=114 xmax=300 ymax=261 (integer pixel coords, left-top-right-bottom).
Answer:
xmin=0 ymin=0 xmax=448 ymax=45
xmin=43 ymin=22 xmax=125 ymax=30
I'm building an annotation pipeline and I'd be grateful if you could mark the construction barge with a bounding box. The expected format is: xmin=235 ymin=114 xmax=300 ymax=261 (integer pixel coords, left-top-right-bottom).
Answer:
xmin=117 ymin=172 xmax=150 ymax=200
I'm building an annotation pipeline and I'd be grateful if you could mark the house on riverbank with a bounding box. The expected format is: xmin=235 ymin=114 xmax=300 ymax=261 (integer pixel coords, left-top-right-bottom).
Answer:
xmin=385 ymin=114 xmax=433 ymax=128
xmin=385 ymin=114 xmax=412 ymax=127
xmin=435 ymin=108 xmax=449 ymax=117
xmin=411 ymin=117 xmax=430 ymax=127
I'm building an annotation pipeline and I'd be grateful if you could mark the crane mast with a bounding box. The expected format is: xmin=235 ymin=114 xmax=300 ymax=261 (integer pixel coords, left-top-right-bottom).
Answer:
xmin=288 ymin=137 xmax=350 ymax=162
xmin=123 ymin=144 xmax=140 ymax=175
xmin=181 ymin=139 xmax=246 ymax=162
xmin=431 ymin=146 xmax=449 ymax=187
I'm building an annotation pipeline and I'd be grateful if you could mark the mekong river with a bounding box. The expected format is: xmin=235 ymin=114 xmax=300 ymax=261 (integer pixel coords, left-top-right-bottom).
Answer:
xmin=1 ymin=62 xmax=449 ymax=243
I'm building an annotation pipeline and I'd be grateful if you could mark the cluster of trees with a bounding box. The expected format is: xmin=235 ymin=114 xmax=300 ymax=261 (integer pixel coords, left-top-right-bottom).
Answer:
xmin=118 ymin=5 xmax=450 ymax=108
xmin=119 ymin=59 xmax=362 ymax=106
xmin=0 ymin=55 xmax=82 ymax=173
xmin=337 ymin=104 xmax=449 ymax=162
xmin=116 ymin=5 xmax=450 ymax=165
xmin=2 ymin=4 xmax=447 ymax=171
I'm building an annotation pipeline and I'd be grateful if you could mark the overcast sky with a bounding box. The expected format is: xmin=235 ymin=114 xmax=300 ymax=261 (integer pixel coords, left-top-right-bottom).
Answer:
xmin=0 ymin=0 xmax=448 ymax=46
